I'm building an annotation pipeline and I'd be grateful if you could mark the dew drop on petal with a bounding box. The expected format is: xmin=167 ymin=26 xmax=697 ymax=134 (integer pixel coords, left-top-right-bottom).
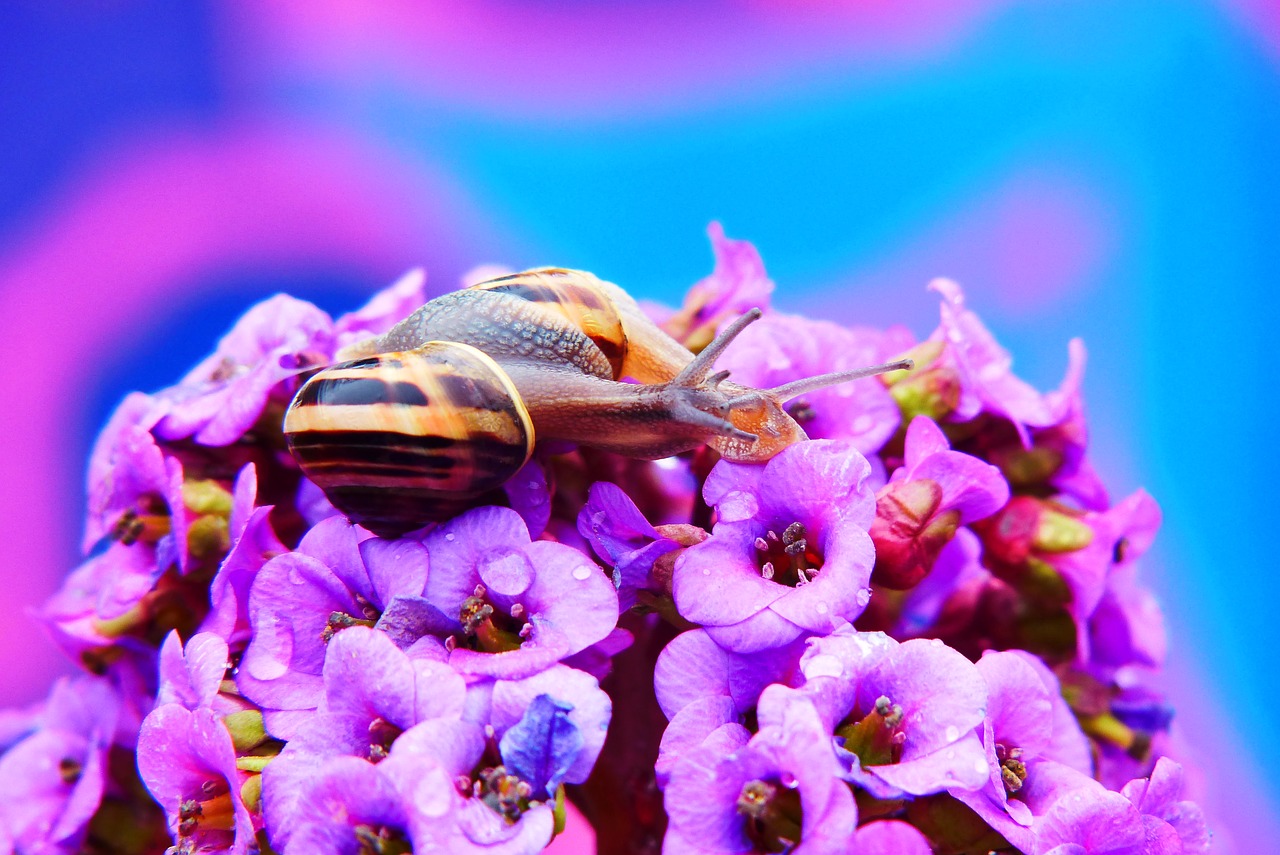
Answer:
xmin=703 ymin=567 xmax=711 ymax=575
xmin=816 ymin=602 xmax=829 ymax=615
xmin=944 ymin=726 xmax=959 ymax=742
xmin=930 ymin=638 xmax=944 ymax=647
xmin=974 ymin=757 xmax=989 ymax=775
xmin=572 ymin=565 xmax=593 ymax=581
xmin=855 ymin=588 xmax=871 ymax=607
xmin=444 ymin=533 xmax=456 ymax=542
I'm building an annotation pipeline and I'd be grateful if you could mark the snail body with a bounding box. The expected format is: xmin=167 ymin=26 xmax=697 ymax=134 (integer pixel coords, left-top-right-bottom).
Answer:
xmin=284 ymin=268 xmax=910 ymax=537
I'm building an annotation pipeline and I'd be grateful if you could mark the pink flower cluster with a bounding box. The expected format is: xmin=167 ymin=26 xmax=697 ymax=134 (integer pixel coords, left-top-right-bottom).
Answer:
xmin=0 ymin=227 xmax=1208 ymax=854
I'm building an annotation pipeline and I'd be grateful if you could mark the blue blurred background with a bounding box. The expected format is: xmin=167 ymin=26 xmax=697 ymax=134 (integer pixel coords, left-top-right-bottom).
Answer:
xmin=1 ymin=0 xmax=1275 ymax=847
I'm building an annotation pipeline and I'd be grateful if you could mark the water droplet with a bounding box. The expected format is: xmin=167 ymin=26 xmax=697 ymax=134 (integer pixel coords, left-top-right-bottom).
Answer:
xmin=703 ymin=567 xmax=711 ymax=575
xmin=944 ymin=726 xmax=959 ymax=742
xmin=930 ymin=638 xmax=944 ymax=647
xmin=974 ymin=758 xmax=989 ymax=775
xmin=816 ymin=602 xmax=829 ymax=615
xmin=855 ymin=588 xmax=871 ymax=607
xmin=572 ymin=565 xmax=593 ymax=581
xmin=444 ymin=533 xmax=456 ymax=542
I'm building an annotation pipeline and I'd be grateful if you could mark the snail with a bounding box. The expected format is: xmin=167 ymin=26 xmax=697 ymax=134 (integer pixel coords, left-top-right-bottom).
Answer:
xmin=284 ymin=268 xmax=912 ymax=537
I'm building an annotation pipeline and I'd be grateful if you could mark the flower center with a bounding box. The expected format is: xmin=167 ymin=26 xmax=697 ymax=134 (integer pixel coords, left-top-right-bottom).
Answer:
xmin=754 ymin=522 xmax=823 ymax=587
xmin=58 ymin=756 xmax=83 ymax=785
xmin=995 ymin=743 xmax=1027 ymax=795
xmin=465 ymin=764 xmax=535 ymax=823
xmin=321 ymin=594 xmax=380 ymax=643
xmin=367 ymin=717 xmax=404 ymax=763
xmin=835 ymin=695 xmax=906 ymax=768
xmin=177 ymin=779 xmax=236 ymax=844
xmin=111 ymin=494 xmax=172 ymax=546
xmin=736 ymin=778 xmax=803 ymax=853
xmin=354 ymin=823 xmax=412 ymax=855
xmin=454 ymin=585 xmax=527 ymax=654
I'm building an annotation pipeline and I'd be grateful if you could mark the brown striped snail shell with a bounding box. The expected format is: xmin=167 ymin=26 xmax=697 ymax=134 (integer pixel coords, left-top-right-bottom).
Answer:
xmin=284 ymin=268 xmax=912 ymax=537
xmin=284 ymin=341 xmax=535 ymax=537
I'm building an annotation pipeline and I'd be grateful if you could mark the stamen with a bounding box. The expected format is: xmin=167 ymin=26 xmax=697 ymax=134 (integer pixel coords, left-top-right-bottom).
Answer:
xmin=368 ymin=717 xmax=403 ymax=763
xmin=737 ymin=780 xmax=777 ymax=819
xmin=321 ymin=611 xmax=377 ymax=644
xmin=761 ymin=562 xmax=775 ymax=581
xmin=996 ymin=743 xmax=1028 ymax=795
xmin=736 ymin=778 xmax=803 ymax=852
xmin=58 ymin=757 xmax=82 ymax=784
xmin=476 ymin=765 xmax=535 ymax=821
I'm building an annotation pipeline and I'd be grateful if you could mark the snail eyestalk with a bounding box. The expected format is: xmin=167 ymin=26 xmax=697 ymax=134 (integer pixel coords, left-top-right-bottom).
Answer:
xmin=766 ymin=358 xmax=915 ymax=404
xmin=673 ymin=308 xmax=764 ymax=386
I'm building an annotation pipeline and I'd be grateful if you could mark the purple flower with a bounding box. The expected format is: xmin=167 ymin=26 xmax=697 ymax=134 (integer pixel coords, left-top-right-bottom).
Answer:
xmin=928 ymin=278 xmax=1085 ymax=443
xmin=853 ymin=820 xmax=933 ymax=854
xmin=201 ymin=465 xmax=287 ymax=648
xmin=1001 ymin=754 xmax=1208 ymax=854
xmin=654 ymin=629 xmax=808 ymax=724
xmin=870 ymin=416 xmax=1008 ymax=589
xmin=0 ymin=677 xmax=120 ymax=854
xmin=237 ymin=516 xmax=428 ymax=737
xmin=1087 ymin=491 xmax=1166 ymax=671
xmin=275 ymin=755 xmax=423 ymax=855
xmin=479 ymin=663 xmax=613 ymax=790
xmin=153 ymin=294 xmax=337 ymax=447
xmin=662 ymin=222 xmax=774 ymax=349
xmin=1030 ymin=778 xmax=1163 ymax=855
xmin=674 ymin=440 xmax=876 ymax=652
xmin=783 ymin=629 xmax=990 ymax=798
xmin=950 ymin=650 xmax=1094 ymax=851
xmin=82 ymin=392 xmax=175 ymax=555
xmin=716 ymin=311 xmax=902 ymax=455
xmin=422 ymin=507 xmax=619 ymax=680
xmin=157 ymin=632 xmax=231 ymax=713
xmin=274 ymin=665 xmax=606 ymax=851
xmin=137 ymin=705 xmax=256 ymax=855
xmin=262 ymin=626 xmax=466 ymax=850
xmin=1119 ymin=758 xmax=1210 ymax=853
xmin=39 ymin=543 xmax=161 ymax=668
xmin=578 ymin=481 xmax=689 ymax=610
xmin=663 ymin=691 xmax=857 ymax=855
